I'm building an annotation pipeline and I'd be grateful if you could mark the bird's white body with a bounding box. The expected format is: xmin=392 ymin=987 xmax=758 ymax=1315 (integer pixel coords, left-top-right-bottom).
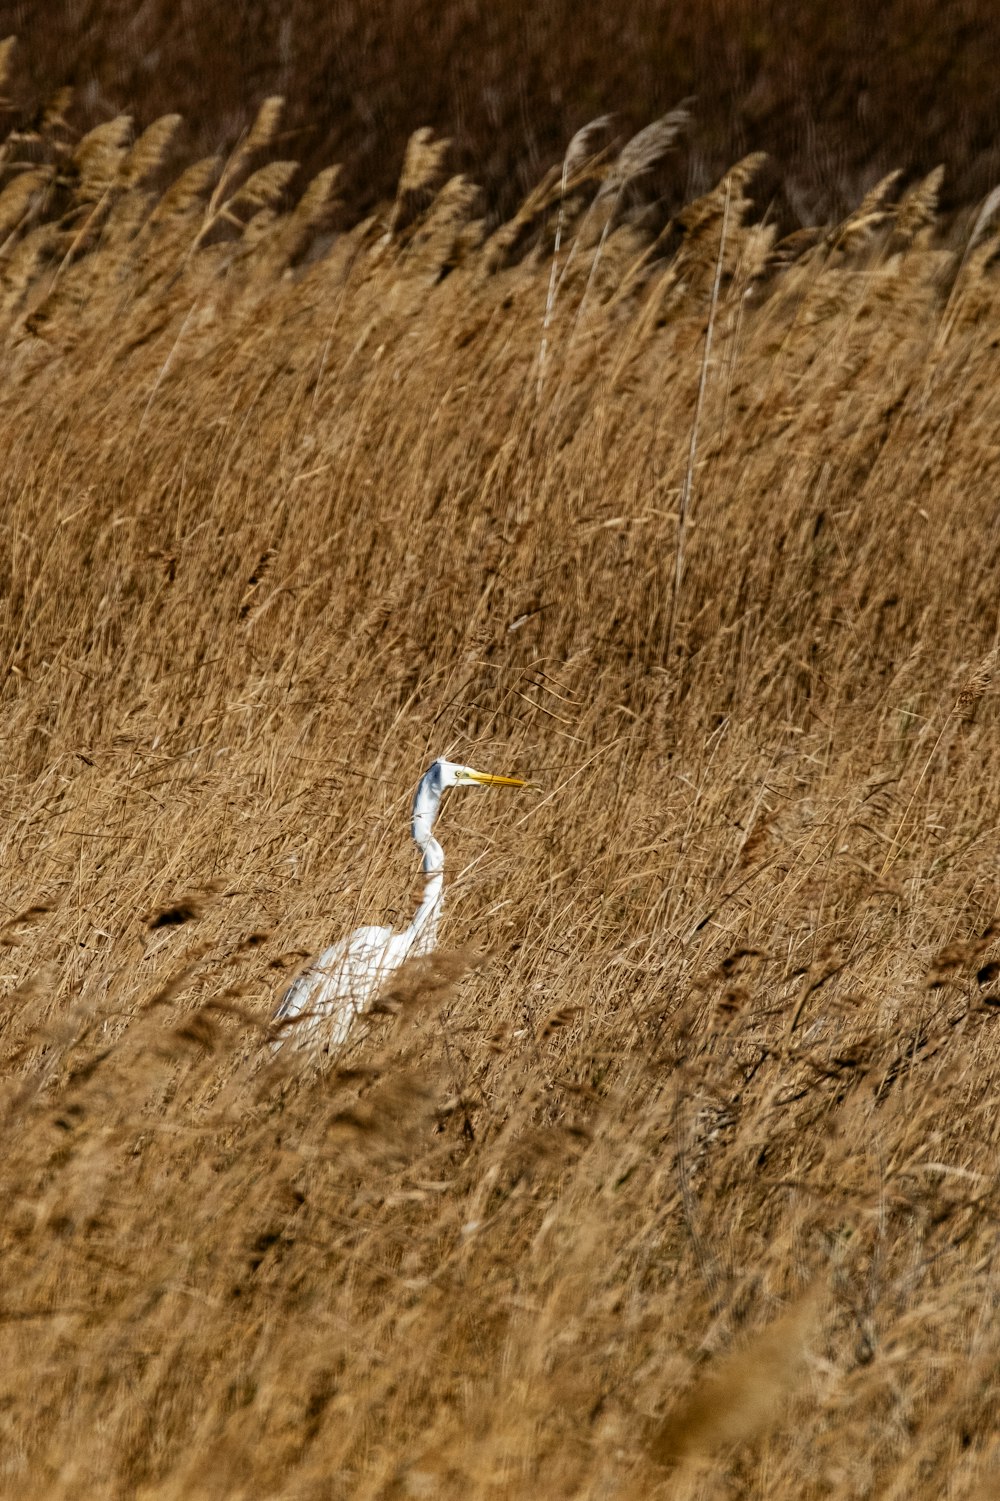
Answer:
xmin=273 ymin=757 xmax=523 ymax=1054
xmin=274 ymin=924 xmax=425 ymax=1050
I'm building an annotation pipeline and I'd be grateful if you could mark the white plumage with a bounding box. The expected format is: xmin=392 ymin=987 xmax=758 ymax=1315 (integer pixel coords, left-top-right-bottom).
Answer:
xmin=273 ymin=757 xmax=525 ymax=1053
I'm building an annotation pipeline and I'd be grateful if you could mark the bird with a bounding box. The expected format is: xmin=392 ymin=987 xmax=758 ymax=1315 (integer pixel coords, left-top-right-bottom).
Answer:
xmin=273 ymin=757 xmax=526 ymax=1053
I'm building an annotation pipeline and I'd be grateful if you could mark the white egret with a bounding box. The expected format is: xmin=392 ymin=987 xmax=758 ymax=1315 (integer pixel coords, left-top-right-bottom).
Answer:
xmin=273 ymin=758 xmax=526 ymax=1053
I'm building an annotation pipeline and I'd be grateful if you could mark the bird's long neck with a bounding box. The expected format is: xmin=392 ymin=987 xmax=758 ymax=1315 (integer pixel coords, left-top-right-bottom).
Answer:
xmin=405 ymin=771 xmax=446 ymax=954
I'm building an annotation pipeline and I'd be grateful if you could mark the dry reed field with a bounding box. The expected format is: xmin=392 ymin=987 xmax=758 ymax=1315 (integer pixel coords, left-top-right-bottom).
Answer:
xmin=10 ymin=0 xmax=1000 ymax=221
xmin=5 ymin=64 xmax=1000 ymax=1501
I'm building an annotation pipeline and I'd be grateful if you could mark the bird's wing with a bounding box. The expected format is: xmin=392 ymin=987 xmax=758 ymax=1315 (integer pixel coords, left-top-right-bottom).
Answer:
xmin=273 ymin=925 xmax=399 ymax=1033
xmin=273 ymin=969 xmax=314 ymax=1022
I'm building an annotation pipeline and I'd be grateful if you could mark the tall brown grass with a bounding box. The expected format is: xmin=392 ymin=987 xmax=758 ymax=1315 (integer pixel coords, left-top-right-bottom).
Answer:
xmin=2 ymin=67 xmax=1000 ymax=1499
xmin=7 ymin=0 xmax=1000 ymax=222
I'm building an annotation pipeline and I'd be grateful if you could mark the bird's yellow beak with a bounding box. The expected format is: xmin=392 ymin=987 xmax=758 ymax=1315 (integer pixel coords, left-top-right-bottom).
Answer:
xmin=462 ymin=769 xmax=527 ymax=787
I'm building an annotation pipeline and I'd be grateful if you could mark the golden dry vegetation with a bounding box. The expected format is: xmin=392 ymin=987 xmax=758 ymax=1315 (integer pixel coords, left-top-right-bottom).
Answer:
xmin=12 ymin=0 xmax=1000 ymax=221
xmin=4 ymin=75 xmax=1000 ymax=1500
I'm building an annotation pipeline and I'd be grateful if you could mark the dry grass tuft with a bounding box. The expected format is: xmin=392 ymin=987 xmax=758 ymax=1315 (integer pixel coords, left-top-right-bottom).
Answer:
xmin=650 ymin=1284 xmax=825 ymax=1467
xmin=956 ymin=647 xmax=1000 ymax=720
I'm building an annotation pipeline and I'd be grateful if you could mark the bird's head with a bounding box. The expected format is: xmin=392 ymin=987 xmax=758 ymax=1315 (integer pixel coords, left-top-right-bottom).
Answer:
xmin=434 ymin=758 xmax=527 ymax=791
xmin=413 ymin=758 xmax=527 ymax=863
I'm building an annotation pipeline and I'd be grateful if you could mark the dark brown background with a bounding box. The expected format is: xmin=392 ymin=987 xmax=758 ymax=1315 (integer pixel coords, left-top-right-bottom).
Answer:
xmin=3 ymin=0 xmax=1000 ymax=221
